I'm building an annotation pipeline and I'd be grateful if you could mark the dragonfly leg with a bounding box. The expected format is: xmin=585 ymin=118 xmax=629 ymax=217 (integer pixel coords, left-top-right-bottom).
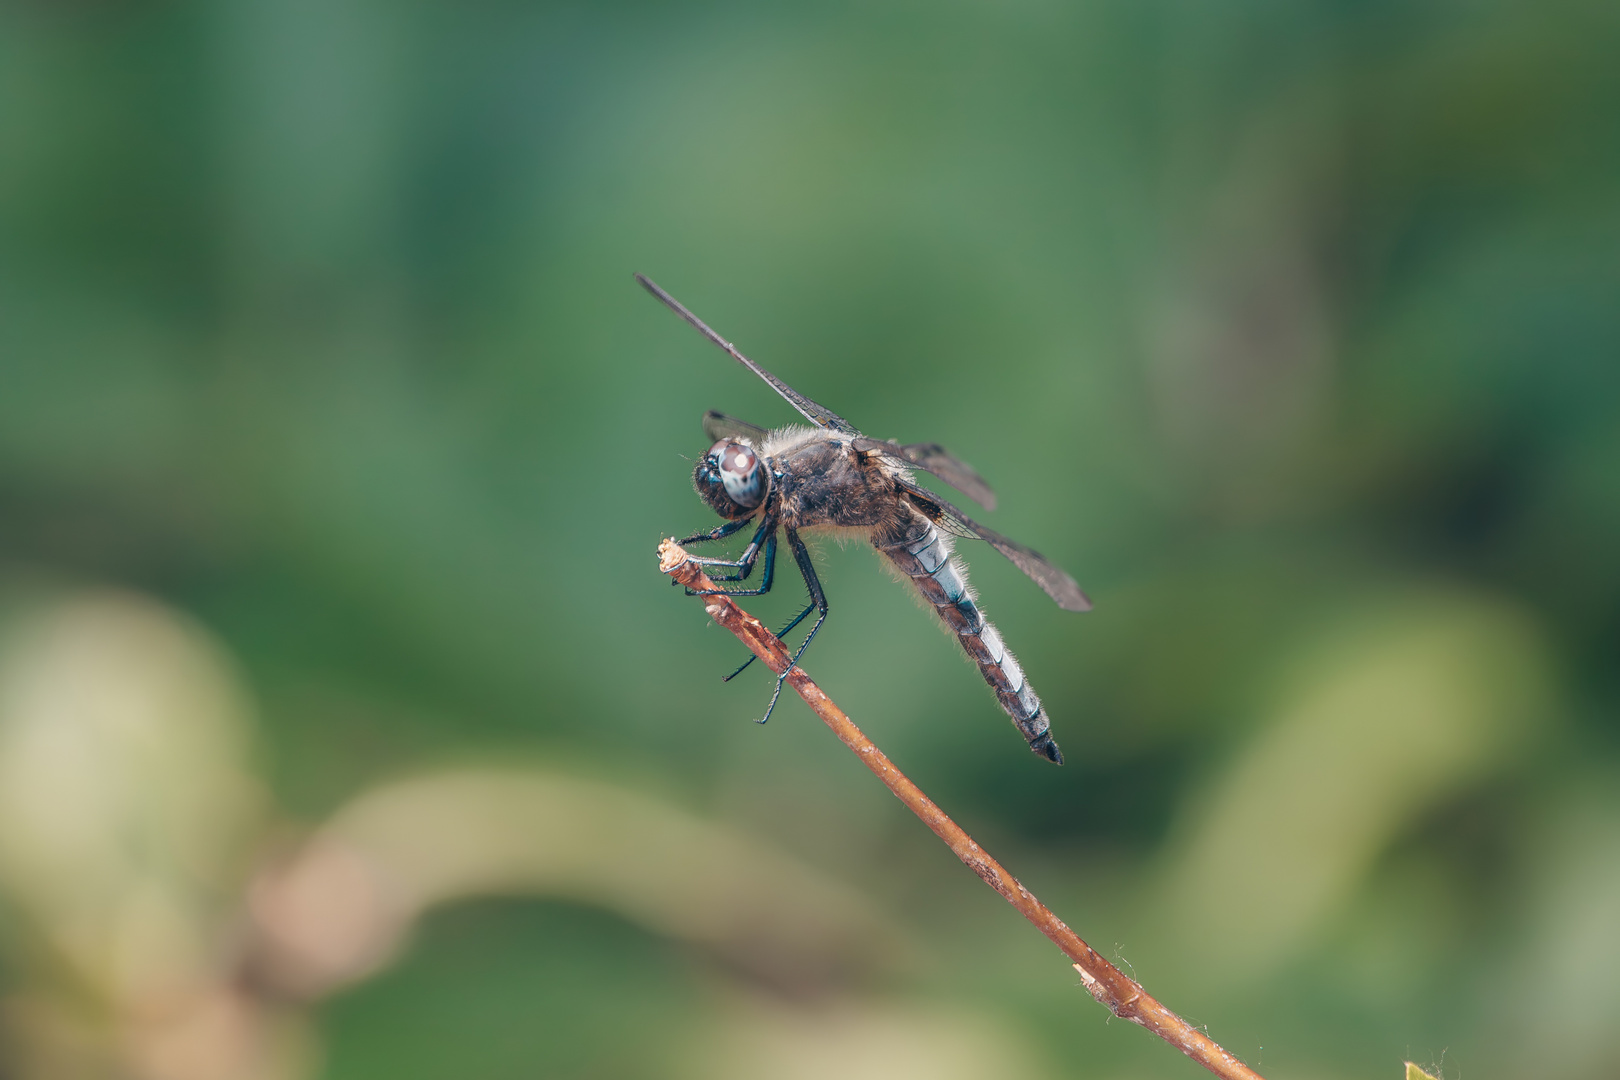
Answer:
xmin=680 ymin=514 xmax=776 ymax=589
xmin=755 ymin=527 xmax=827 ymax=725
xmin=680 ymin=518 xmax=765 ymax=582
xmin=677 ymin=516 xmax=754 ymax=547
xmin=684 ymin=529 xmax=777 ymax=598
xmin=723 ymin=601 xmax=814 ymax=682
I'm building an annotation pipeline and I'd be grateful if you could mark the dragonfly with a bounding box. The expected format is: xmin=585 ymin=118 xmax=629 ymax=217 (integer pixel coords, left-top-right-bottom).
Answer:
xmin=640 ymin=273 xmax=1090 ymax=763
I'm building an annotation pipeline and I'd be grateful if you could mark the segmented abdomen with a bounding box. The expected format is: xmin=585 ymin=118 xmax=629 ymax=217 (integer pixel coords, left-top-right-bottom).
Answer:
xmin=875 ymin=522 xmax=1063 ymax=763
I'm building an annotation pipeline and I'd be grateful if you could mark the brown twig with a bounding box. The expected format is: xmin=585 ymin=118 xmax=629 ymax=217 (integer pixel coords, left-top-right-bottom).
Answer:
xmin=659 ymin=539 xmax=1265 ymax=1080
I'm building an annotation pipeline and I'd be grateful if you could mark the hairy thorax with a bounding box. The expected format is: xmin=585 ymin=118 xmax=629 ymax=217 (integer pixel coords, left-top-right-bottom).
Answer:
xmin=769 ymin=431 xmax=912 ymax=534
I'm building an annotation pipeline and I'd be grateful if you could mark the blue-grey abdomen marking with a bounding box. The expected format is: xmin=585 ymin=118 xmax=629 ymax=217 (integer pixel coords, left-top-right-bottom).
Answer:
xmin=876 ymin=522 xmax=1060 ymax=762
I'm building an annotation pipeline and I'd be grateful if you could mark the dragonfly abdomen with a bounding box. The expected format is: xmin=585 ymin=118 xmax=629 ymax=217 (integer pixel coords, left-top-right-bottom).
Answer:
xmin=875 ymin=522 xmax=1063 ymax=764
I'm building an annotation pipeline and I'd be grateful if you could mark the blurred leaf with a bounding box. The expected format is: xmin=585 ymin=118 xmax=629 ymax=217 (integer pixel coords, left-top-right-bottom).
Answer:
xmin=0 ymin=589 xmax=266 ymax=987
xmin=0 ymin=588 xmax=286 ymax=1080
xmin=250 ymin=767 xmax=912 ymax=999
xmin=1489 ymin=779 xmax=1620 ymax=1080
xmin=1157 ymin=590 xmax=1553 ymax=980
xmin=678 ymin=992 xmax=1053 ymax=1080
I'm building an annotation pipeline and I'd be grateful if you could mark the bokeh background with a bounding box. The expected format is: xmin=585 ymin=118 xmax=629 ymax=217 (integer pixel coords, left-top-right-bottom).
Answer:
xmin=2 ymin=1 xmax=1617 ymax=1078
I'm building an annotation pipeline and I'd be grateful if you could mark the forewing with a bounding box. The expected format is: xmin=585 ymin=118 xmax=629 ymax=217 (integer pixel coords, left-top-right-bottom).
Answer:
xmin=702 ymin=410 xmax=770 ymax=445
xmin=637 ymin=274 xmax=859 ymax=434
xmin=852 ymin=437 xmax=997 ymax=511
xmin=898 ymin=478 xmax=1091 ymax=611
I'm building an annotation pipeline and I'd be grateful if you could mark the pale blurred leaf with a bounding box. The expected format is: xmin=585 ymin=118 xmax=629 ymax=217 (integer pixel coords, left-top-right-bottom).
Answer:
xmin=0 ymin=591 xmax=267 ymax=989
xmin=250 ymin=768 xmax=911 ymax=998
xmin=1158 ymin=591 xmax=1553 ymax=980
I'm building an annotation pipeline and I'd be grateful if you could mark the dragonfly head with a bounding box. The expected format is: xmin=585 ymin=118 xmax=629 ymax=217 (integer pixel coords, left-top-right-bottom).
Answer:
xmin=694 ymin=438 xmax=769 ymax=518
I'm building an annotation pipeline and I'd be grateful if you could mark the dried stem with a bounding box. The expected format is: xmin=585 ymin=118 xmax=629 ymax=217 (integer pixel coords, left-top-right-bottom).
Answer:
xmin=659 ymin=539 xmax=1265 ymax=1080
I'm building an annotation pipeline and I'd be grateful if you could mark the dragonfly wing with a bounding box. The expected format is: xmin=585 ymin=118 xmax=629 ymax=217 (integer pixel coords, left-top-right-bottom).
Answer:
xmin=852 ymin=437 xmax=997 ymax=511
xmin=637 ymin=274 xmax=858 ymax=434
xmin=897 ymin=478 xmax=1091 ymax=612
xmin=702 ymin=410 xmax=770 ymax=445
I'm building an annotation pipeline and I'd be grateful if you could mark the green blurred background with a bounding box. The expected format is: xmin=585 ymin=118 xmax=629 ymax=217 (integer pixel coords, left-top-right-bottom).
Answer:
xmin=1 ymin=1 xmax=1617 ymax=1078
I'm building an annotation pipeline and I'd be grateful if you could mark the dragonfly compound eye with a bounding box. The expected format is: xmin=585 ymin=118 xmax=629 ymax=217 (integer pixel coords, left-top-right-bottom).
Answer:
xmin=713 ymin=439 xmax=767 ymax=509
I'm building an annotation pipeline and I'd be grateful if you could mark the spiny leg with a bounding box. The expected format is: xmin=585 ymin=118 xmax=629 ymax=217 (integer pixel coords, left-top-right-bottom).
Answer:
xmin=677 ymin=516 xmax=754 ymax=547
xmin=723 ymin=601 xmax=814 ymax=682
xmin=681 ymin=514 xmax=778 ymax=595
xmin=672 ymin=519 xmax=752 ymax=591
xmin=755 ymin=527 xmax=828 ymax=725
xmin=687 ymin=530 xmax=777 ymax=598
xmin=680 ymin=515 xmax=767 ymax=582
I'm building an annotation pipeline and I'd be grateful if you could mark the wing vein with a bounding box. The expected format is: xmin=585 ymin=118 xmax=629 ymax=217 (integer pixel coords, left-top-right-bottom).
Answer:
xmin=898 ymin=478 xmax=1090 ymax=611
